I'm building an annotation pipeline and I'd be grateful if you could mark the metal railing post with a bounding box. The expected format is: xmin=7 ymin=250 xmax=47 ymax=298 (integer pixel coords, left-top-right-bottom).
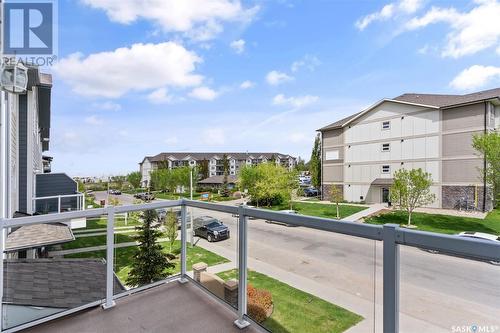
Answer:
xmin=103 ymin=206 xmax=116 ymax=309
xmin=383 ymin=224 xmax=400 ymax=333
xmin=179 ymin=202 xmax=188 ymax=283
xmin=234 ymin=206 xmax=250 ymax=329
xmin=57 ymin=195 xmax=61 ymax=213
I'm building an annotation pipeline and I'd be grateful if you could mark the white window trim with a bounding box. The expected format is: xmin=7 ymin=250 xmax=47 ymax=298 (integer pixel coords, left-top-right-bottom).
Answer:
xmin=381 ymin=121 xmax=390 ymax=130
xmin=381 ymin=143 xmax=391 ymax=152
xmin=381 ymin=165 xmax=391 ymax=174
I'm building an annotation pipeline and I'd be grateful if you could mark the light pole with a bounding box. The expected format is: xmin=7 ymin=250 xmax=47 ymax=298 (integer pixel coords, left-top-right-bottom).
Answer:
xmin=189 ymin=167 xmax=194 ymax=246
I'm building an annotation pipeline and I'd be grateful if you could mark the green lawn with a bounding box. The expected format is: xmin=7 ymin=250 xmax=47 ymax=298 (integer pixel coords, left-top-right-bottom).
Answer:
xmin=84 ymin=216 xmax=140 ymax=230
xmin=364 ymin=207 xmax=500 ymax=235
xmin=61 ymin=232 xmax=137 ymax=250
xmin=267 ymin=202 xmax=367 ymax=220
xmin=65 ymin=241 xmax=229 ymax=283
xmin=217 ymin=269 xmax=362 ymax=333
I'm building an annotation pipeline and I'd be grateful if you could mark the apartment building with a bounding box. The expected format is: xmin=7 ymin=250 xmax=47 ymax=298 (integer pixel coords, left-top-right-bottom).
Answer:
xmin=139 ymin=152 xmax=296 ymax=187
xmin=0 ymin=65 xmax=84 ymax=259
xmin=319 ymin=88 xmax=500 ymax=211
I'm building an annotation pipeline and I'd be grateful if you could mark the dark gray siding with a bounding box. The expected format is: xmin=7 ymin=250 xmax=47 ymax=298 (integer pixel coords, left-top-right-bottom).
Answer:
xmin=18 ymin=95 xmax=28 ymax=213
xmin=35 ymin=173 xmax=78 ymax=213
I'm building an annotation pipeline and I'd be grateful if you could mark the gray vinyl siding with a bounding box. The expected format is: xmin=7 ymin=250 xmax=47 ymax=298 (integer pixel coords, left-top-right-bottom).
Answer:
xmin=442 ymin=103 xmax=484 ymax=131
xmin=442 ymin=159 xmax=483 ymax=183
xmin=35 ymin=173 xmax=78 ymax=213
xmin=442 ymin=131 xmax=482 ymax=157
xmin=18 ymin=95 xmax=28 ymax=213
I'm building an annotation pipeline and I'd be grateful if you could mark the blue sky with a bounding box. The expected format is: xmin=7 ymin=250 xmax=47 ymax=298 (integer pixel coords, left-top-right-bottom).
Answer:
xmin=48 ymin=0 xmax=500 ymax=176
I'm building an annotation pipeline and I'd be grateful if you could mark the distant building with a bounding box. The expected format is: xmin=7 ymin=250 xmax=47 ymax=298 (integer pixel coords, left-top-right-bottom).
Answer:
xmin=318 ymin=88 xmax=499 ymax=211
xmin=139 ymin=152 xmax=296 ymax=187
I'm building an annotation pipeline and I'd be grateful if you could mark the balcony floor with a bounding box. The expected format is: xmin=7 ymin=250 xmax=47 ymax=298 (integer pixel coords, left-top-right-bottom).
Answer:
xmin=22 ymin=281 xmax=261 ymax=333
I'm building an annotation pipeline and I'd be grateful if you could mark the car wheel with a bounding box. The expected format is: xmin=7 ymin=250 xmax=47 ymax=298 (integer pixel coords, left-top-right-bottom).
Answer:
xmin=207 ymin=234 xmax=213 ymax=242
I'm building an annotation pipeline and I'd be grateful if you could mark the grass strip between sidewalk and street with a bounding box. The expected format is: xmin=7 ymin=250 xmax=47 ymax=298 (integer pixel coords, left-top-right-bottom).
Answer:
xmin=217 ymin=269 xmax=363 ymax=333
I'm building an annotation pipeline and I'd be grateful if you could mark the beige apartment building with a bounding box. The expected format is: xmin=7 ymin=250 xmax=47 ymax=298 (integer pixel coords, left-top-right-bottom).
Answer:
xmin=318 ymin=88 xmax=500 ymax=211
xmin=139 ymin=152 xmax=296 ymax=187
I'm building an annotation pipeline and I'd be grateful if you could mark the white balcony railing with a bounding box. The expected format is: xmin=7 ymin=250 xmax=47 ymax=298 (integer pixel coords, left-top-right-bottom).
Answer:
xmin=31 ymin=193 xmax=85 ymax=214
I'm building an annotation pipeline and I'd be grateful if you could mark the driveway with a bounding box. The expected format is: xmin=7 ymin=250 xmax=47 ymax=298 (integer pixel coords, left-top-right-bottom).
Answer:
xmin=187 ymin=206 xmax=500 ymax=333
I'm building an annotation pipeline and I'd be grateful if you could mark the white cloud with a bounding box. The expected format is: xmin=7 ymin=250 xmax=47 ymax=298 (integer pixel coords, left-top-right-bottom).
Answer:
xmin=272 ymin=94 xmax=319 ymax=109
xmin=53 ymin=42 xmax=203 ymax=98
xmin=291 ymin=55 xmax=321 ymax=72
xmin=356 ymin=0 xmax=423 ymax=30
xmin=189 ymin=86 xmax=219 ymax=100
xmin=82 ymin=0 xmax=259 ymax=41
xmin=266 ymin=70 xmax=293 ymax=85
xmin=404 ymin=0 xmax=500 ymax=58
xmin=92 ymin=101 xmax=122 ymax=111
xmin=450 ymin=65 xmax=500 ymax=90
xmin=240 ymin=80 xmax=255 ymax=89
xmin=202 ymin=128 xmax=225 ymax=145
xmin=84 ymin=115 xmax=104 ymax=125
xmin=147 ymin=87 xmax=173 ymax=104
xmin=230 ymin=39 xmax=246 ymax=54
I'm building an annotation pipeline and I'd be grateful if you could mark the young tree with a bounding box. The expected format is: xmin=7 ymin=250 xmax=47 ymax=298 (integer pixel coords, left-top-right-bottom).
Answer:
xmin=295 ymin=157 xmax=308 ymax=172
xmin=473 ymin=132 xmax=500 ymax=208
xmin=330 ymin=186 xmax=343 ymax=219
xmin=127 ymin=171 xmax=142 ymax=189
xmin=310 ymin=134 xmax=322 ymax=188
xmin=165 ymin=209 xmax=178 ymax=252
xmin=221 ymin=154 xmax=230 ymax=197
xmin=110 ymin=175 xmax=126 ymax=189
xmin=390 ymin=168 xmax=436 ymax=227
xmin=126 ymin=210 xmax=174 ymax=287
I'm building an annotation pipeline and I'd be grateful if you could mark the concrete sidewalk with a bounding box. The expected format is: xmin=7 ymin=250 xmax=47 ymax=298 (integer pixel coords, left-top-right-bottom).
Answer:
xmin=341 ymin=204 xmax=386 ymax=222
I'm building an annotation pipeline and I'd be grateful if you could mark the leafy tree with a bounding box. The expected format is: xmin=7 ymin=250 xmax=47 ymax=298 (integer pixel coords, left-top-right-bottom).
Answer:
xmin=127 ymin=210 xmax=174 ymax=287
xmin=221 ymin=154 xmax=230 ymax=197
xmin=473 ymin=132 xmax=500 ymax=208
xmin=310 ymin=134 xmax=321 ymax=188
xmin=329 ymin=186 xmax=343 ymax=219
xmin=199 ymin=159 xmax=210 ymax=179
xmin=390 ymin=168 xmax=436 ymax=227
xmin=165 ymin=209 xmax=178 ymax=252
xmin=110 ymin=175 xmax=126 ymax=189
xmin=239 ymin=163 xmax=297 ymax=207
xmin=127 ymin=171 xmax=142 ymax=189
xmin=295 ymin=157 xmax=308 ymax=172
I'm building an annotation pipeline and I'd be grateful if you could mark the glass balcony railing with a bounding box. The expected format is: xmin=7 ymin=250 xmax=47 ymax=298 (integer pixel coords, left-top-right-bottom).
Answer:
xmin=0 ymin=200 xmax=498 ymax=333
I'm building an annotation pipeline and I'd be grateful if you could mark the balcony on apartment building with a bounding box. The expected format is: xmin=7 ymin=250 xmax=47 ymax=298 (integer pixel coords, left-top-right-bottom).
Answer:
xmin=0 ymin=200 xmax=498 ymax=333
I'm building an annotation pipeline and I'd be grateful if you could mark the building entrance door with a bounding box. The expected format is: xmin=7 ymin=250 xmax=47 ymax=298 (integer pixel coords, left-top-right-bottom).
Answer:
xmin=382 ymin=188 xmax=390 ymax=203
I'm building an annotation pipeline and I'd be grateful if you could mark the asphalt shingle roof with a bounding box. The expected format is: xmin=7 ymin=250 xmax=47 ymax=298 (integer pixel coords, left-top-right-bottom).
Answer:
xmin=5 ymin=223 xmax=74 ymax=251
xmin=394 ymin=87 xmax=500 ymax=108
xmin=3 ymin=259 xmax=125 ymax=309
xmin=198 ymin=175 xmax=238 ymax=184
xmin=145 ymin=152 xmax=295 ymax=163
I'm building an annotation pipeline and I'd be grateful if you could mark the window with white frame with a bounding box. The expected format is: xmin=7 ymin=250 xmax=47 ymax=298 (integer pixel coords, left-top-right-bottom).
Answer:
xmin=325 ymin=150 xmax=339 ymax=160
xmin=381 ymin=143 xmax=390 ymax=152
xmin=381 ymin=121 xmax=390 ymax=130
xmin=381 ymin=165 xmax=390 ymax=173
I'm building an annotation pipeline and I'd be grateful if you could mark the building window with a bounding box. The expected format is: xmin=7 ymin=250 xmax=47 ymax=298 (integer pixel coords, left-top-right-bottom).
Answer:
xmin=325 ymin=150 xmax=339 ymax=160
xmin=381 ymin=121 xmax=390 ymax=130
xmin=381 ymin=143 xmax=390 ymax=152
xmin=382 ymin=165 xmax=390 ymax=173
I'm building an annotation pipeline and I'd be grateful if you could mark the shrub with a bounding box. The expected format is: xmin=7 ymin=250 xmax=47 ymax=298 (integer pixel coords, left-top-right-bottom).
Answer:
xmin=247 ymin=284 xmax=273 ymax=323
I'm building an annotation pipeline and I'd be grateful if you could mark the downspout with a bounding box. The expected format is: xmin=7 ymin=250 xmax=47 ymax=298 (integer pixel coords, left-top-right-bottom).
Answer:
xmin=483 ymin=101 xmax=487 ymax=212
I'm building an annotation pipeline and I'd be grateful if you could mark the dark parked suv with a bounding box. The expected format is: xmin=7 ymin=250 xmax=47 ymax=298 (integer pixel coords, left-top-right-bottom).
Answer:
xmin=193 ymin=216 xmax=230 ymax=242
